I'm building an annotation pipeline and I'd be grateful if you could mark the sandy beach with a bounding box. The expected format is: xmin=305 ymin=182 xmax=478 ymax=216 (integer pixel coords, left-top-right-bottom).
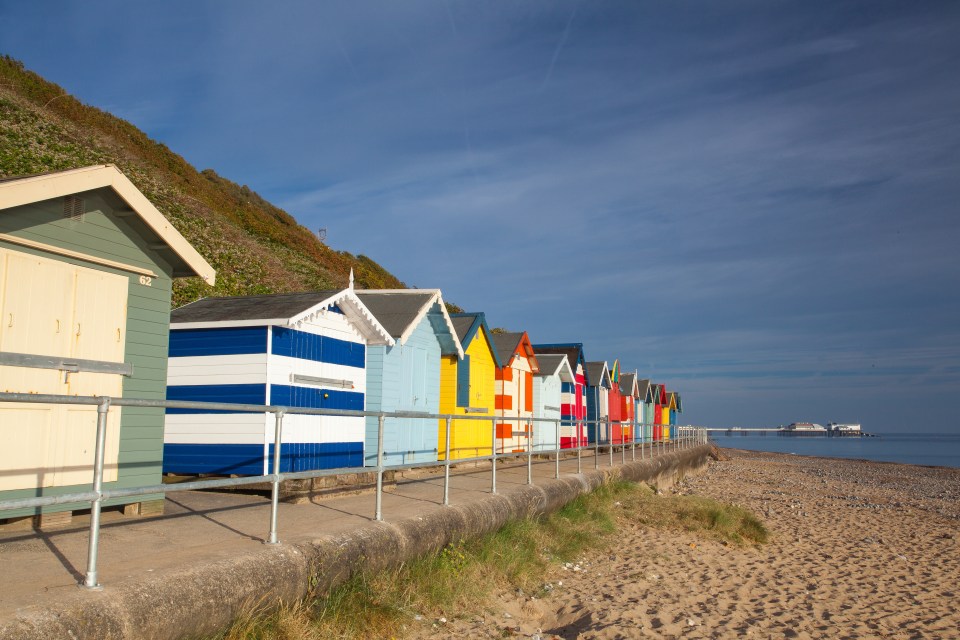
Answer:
xmin=412 ymin=449 xmax=960 ymax=639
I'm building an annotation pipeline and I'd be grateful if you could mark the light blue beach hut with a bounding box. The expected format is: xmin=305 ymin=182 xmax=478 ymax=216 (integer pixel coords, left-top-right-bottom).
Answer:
xmin=636 ymin=378 xmax=652 ymax=443
xmin=532 ymin=353 xmax=575 ymax=452
xmin=355 ymin=289 xmax=463 ymax=466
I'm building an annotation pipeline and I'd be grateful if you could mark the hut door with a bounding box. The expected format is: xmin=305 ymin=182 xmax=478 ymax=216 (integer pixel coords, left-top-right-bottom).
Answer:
xmin=56 ymin=267 xmax=128 ymax=486
xmin=397 ymin=346 xmax=428 ymax=456
xmin=0 ymin=248 xmax=127 ymax=490
xmin=411 ymin=348 xmax=427 ymax=410
xmin=0 ymin=249 xmax=73 ymax=491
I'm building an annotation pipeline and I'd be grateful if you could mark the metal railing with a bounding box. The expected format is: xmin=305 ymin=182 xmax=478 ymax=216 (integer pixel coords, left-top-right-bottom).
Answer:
xmin=0 ymin=391 xmax=707 ymax=589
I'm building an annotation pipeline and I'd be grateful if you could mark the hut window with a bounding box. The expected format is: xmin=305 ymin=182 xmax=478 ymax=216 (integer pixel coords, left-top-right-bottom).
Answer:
xmin=63 ymin=195 xmax=85 ymax=222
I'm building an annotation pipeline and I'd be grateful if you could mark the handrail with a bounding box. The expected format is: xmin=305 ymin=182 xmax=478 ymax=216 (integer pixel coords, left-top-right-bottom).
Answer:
xmin=0 ymin=391 xmax=707 ymax=588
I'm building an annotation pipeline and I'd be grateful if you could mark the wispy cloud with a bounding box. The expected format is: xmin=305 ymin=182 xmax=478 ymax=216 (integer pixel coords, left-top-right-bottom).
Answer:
xmin=540 ymin=4 xmax=577 ymax=91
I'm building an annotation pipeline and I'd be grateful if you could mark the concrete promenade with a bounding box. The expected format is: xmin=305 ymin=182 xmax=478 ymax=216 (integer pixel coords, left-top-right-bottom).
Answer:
xmin=0 ymin=443 xmax=710 ymax=639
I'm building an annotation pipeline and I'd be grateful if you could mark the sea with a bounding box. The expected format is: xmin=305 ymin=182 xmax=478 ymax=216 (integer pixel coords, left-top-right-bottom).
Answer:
xmin=708 ymin=431 xmax=960 ymax=469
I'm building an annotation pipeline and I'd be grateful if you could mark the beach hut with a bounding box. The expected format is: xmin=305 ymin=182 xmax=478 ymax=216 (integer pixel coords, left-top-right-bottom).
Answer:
xmin=439 ymin=313 xmax=502 ymax=460
xmin=619 ymin=372 xmax=640 ymax=444
xmin=666 ymin=391 xmax=681 ymax=437
xmin=491 ymin=332 xmax=540 ymax=454
xmin=163 ymin=283 xmax=394 ymax=475
xmin=675 ymin=392 xmax=683 ymax=425
xmin=531 ymin=354 xmax=574 ymax=452
xmin=531 ymin=343 xmax=588 ymax=448
xmin=650 ymin=383 xmax=665 ymax=441
xmin=662 ymin=390 xmax=674 ymax=440
xmin=584 ymin=361 xmax=611 ymax=445
xmin=636 ymin=378 xmax=651 ymax=443
xmin=0 ymin=165 xmax=215 ymax=523
xmin=607 ymin=360 xmax=624 ymax=444
xmin=643 ymin=382 xmax=657 ymax=442
xmin=354 ymin=289 xmax=463 ymax=466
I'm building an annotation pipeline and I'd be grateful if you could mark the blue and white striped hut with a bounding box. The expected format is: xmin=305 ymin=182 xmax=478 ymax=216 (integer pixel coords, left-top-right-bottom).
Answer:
xmin=584 ymin=361 xmax=611 ymax=445
xmin=163 ymin=282 xmax=393 ymax=475
xmin=354 ymin=289 xmax=463 ymax=467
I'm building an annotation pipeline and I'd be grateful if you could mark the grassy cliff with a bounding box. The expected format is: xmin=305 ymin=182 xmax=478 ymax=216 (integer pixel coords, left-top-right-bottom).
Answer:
xmin=0 ymin=56 xmax=405 ymax=307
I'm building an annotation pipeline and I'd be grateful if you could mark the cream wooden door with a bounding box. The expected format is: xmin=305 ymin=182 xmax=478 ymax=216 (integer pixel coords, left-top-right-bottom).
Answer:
xmin=57 ymin=266 xmax=127 ymax=485
xmin=0 ymin=248 xmax=128 ymax=490
xmin=0 ymin=249 xmax=74 ymax=394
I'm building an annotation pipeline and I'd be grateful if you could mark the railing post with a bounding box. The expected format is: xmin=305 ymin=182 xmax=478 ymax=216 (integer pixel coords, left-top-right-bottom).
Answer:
xmin=82 ymin=397 xmax=111 ymax=589
xmin=554 ymin=419 xmax=560 ymax=479
xmin=490 ymin=418 xmax=497 ymax=494
xmin=443 ymin=417 xmax=452 ymax=506
xmin=375 ymin=413 xmax=385 ymax=521
xmin=577 ymin=422 xmax=582 ymax=474
xmin=631 ymin=418 xmax=636 ymax=462
xmin=266 ymin=410 xmax=285 ymax=544
xmin=608 ymin=419 xmax=613 ymax=467
xmin=526 ymin=418 xmax=533 ymax=485
xmin=620 ymin=421 xmax=627 ymax=465
xmin=594 ymin=420 xmax=599 ymax=470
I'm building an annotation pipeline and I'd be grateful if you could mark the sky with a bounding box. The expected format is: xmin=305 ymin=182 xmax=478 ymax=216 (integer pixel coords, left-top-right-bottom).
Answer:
xmin=2 ymin=1 xmax=959 ymax=433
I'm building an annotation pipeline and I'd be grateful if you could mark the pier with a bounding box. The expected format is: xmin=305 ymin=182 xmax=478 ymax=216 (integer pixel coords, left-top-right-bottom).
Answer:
xmin=705 ymin=428 xmax=877 ymax=437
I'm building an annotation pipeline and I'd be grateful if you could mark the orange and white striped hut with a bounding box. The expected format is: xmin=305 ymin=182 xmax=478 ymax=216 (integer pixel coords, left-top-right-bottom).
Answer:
xmin=490 ymin=332 xmax=540 ymax=454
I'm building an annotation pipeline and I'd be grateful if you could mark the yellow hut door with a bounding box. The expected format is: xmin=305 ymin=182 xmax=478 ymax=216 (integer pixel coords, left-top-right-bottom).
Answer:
xmin=0 ymin=248 xmax=128 ymax=490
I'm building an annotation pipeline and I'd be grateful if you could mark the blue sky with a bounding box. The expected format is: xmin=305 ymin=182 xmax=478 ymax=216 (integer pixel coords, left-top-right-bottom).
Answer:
xmin=2 ymin=1 xmax=959 ymax=432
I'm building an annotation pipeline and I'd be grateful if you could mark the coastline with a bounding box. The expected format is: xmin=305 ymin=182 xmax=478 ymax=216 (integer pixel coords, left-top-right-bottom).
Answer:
xmin=413 ymin=448 xmax=959 ymax=638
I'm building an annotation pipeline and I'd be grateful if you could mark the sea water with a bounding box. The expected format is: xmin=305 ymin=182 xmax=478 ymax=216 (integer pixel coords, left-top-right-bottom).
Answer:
xmin=708 ymin=432 xmax=960 ymax=469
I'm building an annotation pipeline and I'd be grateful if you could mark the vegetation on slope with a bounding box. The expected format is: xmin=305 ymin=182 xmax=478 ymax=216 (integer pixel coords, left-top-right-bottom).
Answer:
xmin=0 ymin=56 xmax=405 ymax=307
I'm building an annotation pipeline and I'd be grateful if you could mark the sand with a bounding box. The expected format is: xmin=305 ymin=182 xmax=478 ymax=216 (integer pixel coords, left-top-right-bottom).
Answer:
xmin=410 ymin=449 xmax=960 ymax=639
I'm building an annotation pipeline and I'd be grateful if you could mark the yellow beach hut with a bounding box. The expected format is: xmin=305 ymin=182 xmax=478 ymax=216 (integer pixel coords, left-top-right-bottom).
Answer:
xmin=438 ymin=313 xmax=502 ymax=460
xmin=662 ymin=391 xmax=674 ymax=440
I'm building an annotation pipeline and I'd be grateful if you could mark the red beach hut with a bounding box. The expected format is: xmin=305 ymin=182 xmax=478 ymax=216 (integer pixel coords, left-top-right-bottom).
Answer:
xmin=607 ymin=360 xmax=624 ymax=444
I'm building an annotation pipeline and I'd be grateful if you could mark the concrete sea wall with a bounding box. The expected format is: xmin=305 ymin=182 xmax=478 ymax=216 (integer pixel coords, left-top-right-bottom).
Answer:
xmin=3 ymin=445 xmax=710 ymax=640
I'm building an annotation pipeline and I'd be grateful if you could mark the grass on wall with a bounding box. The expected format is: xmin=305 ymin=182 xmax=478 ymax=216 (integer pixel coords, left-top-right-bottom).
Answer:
xmin=210 ymin=480 xmax=767 ymax=640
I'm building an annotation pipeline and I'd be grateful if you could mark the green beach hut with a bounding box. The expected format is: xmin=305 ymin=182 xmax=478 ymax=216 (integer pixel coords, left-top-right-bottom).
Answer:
xmin=0 ymin=165 xmax=215 ymax=525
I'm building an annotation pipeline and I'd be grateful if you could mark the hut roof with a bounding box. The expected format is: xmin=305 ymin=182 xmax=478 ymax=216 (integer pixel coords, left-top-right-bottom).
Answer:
xmin=490 ymin=331 xmax=539 ymax=373
xmin=533 ymin=354 xmax=574 ymax=383
xmin=585 ymin=361 xmax=611 ymax=389
xmin=531 ymin=343 xmax=587 ymax=379
xmin=620 ymin=372 xmax=640 ymax=397
xmin=171 ymin=289 xmax=394 ymax=346
xmin=637 ymin=378 xmax=651 ymax=400
xmin=449 ymin=312 xmax=503 ymax=368
xmin=0 ymin=164 xmax=215 ymax=284
xmin=356 ymin=289 xmax=463 ymax=357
